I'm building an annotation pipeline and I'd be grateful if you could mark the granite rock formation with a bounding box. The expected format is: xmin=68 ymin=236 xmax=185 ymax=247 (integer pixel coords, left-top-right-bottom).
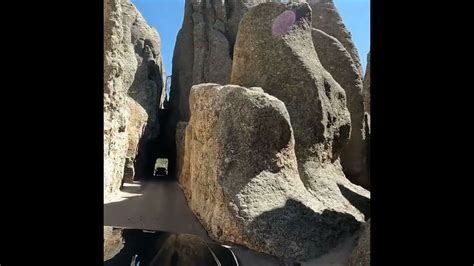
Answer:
xmin=105 ymin=0 xmax=371 ymax=262
xmin=231 ymin=2 xmax=364 ymax=199
xmin=121 ymin=0 xmax=166 ymax=179
xmin=178 ymin=83 xmax=369 ymax=261
xmin=169 ymin=0 xmax=270 ymax=124
xmin=104 ymin=0 xmax=165 ymax=199
xmin=170 ymin=0 xmax=364 ymax=120
xmin=311 ymin=28 xmax=368 ymax=189
xmin=168 ymin=0 xmax=367 ymax=167
xmin=104 ymin=0 xmax=132 ymax=199
xmin=167 ymin=0 xmax=277 ymax=176
xmin=308 ymin=0 xmax=364 ymax=76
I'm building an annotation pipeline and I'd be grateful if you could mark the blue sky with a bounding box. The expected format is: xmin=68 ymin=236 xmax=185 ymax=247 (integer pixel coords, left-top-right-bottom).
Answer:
xmin=131 ymin=0 xmax=370 ymax=76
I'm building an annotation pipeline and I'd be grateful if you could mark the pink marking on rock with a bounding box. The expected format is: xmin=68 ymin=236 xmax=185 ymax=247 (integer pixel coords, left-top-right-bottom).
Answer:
xmin=272 ymin=10 xmax=296 ymax=37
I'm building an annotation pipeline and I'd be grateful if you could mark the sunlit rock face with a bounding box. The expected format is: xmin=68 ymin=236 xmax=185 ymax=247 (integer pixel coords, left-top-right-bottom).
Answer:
xmin=169 ymin=0 xmax=272 ymax=124
xmin=177 ymin=81 xmax=369 ymax=261
xmin=121 ymin=0 xmax=166 ymax=180
xmin=231 ymin=2 xmax=366 ymax=201
xmin=303 ymin=0 xmax=370 ymax=189
xmin=307 ymin=0 xmax=364 ymax=76
xmin=169 ymin=0 xmax=369 ymax=178
xmin=104 ymin=0 xmax=165 ymax=199
xmin=168 ymin=0 xmax=368 ymax=168
xmin=311 ymin=28 xmax=369 ymax=190
xmin=168 ymin=0 xmax=284 ymax=177
xmin=105 ymin=0 xmax=370 ymax=262
xmin=104 ymin=0 xmax=131 ymax=200
xmin=305 ymin=0 xmax=369 ymax=189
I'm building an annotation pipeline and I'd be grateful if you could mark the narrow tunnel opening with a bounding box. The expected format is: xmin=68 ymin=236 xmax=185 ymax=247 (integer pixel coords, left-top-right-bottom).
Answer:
xmin=123 ymin=0 xmax=183 ymax=185
xmin=132 ymin=96 xmax=174 ymax=182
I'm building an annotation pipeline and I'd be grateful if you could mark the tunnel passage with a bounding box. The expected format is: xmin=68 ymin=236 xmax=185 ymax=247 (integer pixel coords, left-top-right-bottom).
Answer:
xmin=134 ymin=138 xmax=159 ymax=180
xmin=125 ymin=36 xmax=169 ymax=182
xmin=133 ymin=104 xmax=174 ymax=181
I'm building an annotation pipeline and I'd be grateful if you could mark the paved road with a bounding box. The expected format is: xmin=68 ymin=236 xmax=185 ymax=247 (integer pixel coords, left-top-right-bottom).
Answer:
xmin=104 ymin=179 xmax=354 ymax=265
xmin=104 ymin=179 xmax=210 ymax=240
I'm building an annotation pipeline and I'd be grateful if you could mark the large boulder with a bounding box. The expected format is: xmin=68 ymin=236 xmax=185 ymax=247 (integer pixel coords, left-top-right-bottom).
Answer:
xmin=104 ymin=0 xmax=165 ymax=199
xmin=311 ymin=28 xmax=368 ymax=189
xmin=231 ymin=2 xmax=367 ymax=201
xmin=178 ymin=83 xmax=368 ymax=261
xmin=167 ymin=0 xmax=274 ymax=177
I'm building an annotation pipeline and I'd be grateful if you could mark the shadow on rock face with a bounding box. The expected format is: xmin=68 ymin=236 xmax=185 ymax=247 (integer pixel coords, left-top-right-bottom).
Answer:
xmin=337 ymin=184 xmax=370 ymax=219
xmin=247 ymin=199 xmax=361 ymax=261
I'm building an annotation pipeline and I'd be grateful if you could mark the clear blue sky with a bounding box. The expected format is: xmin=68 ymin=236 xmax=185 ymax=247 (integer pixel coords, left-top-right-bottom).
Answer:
xmin=131 ymin=0 xmax=370 ymax=76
